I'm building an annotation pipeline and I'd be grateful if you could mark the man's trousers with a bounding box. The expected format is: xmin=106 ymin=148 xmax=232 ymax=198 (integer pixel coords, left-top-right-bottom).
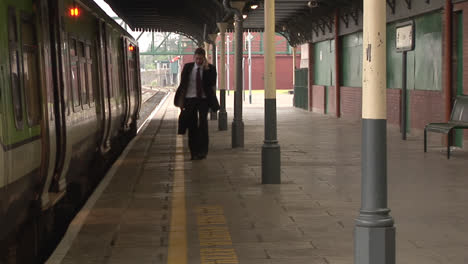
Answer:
xmin=184 ymin=98 xmax=209 ymax=158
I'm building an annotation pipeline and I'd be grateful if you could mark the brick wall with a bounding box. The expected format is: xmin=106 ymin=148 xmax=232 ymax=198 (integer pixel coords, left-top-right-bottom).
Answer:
xmin=387 ymin=89 xmax=401 ymax=126
xmin=340 ymin=87 xmax=362 ymax=120
xmin=181 ymin=54 xmax=299 ymax=91
xmin=409 ymin=90 xmax=445 ymax=130
xmin=328 ymin=86 xmax=336 ymax=116
xmin=339 ymin=87 xmax=402 ymax=125
xmin=311 ymin=85 xmax=326 ymax=114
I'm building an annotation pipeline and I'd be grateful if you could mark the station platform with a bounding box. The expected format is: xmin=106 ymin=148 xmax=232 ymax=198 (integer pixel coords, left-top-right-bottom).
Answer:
xmin=47 ymin=92 xmax=468 ymax=264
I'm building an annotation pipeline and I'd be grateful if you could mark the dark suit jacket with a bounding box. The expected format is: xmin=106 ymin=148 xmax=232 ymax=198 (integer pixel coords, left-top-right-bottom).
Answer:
xmin=174 ymin=62 xmax=220 ymax=112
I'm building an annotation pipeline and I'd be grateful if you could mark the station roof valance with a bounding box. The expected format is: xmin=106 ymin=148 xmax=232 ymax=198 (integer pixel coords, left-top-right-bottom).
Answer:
xmin=104 ymin=0 xmax=361 ymax=45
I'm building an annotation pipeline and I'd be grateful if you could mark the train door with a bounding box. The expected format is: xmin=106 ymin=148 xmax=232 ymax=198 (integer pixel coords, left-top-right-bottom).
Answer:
xmin=135 ymin=46 xmax=142 ymax=121
xmin=127 ymin=42 xmax=141 ymax=131
xmin=38 ymin=0 xmax=68 ymax=195
xmin=37 ymin=0 xmax=61 ymax=206
xmin=98 ymin=21 xmax=112 ymax=152
xmin=122 ymin=37 xmax=131 ymax=130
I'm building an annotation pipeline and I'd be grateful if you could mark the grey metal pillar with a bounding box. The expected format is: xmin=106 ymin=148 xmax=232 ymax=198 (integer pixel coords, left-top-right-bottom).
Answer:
xmin=209 ymin=33 xmax=218 ymax=120
xmin=261 ymin=0 xmax=280 ymax=184
xmin=355 ymin=0 xmax=395 ymax=263
xmin=292 ymin=46 xmax=296 ymax=89
xmin=217 ymin=23 xmax=228 ymax=131
xmin=231 ymin=2 xmax=245 ymax=148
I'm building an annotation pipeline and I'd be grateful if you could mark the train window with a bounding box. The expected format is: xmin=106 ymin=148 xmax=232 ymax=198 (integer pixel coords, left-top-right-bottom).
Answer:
xmin=85 ymin=45 xmax=94 ymax=105
xmin=21 ymin=14 xmax=41 ymax=126
xmin=77 ymin=41 xmax=88 ymax=107
xmin=107 ymin=35 xmax=114 ymax=98
xmin=69 ymin=38 xmax=80 ymax=108
xmin=8 ymin=7 xmax=24 ymax=129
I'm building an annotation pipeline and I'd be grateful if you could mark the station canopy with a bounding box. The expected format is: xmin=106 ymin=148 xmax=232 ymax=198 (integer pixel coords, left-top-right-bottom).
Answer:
xmin=104 ymin=0 xmax=361 ymax=45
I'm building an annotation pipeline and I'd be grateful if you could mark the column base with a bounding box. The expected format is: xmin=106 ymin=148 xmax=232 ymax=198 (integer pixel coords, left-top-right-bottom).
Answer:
xmin=218 ymin=111 xmax=228 ymax=131
xmin=210 ymin=110 xmax=218 ymax=120
xmin=355 ymin=226 xmax=395 ymax=264
xmin=261 ymin=142 xmax=281 ymax=184
xmin=231 ymin=120 xmax=244 ymax=148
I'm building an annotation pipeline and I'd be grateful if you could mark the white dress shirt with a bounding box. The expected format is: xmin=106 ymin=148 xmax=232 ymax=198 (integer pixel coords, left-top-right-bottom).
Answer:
xmin=185 ymin=64 xmax=206 ymax=98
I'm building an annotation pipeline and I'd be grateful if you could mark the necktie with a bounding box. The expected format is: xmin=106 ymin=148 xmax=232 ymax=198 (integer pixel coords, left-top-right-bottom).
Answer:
xmin=196 ymin=67 xmax=202 ymax=98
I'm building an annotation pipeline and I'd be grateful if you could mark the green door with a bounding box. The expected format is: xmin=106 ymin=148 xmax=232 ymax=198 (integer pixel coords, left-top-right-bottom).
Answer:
xmin=294 ymin=68 xmax=308 ymax=110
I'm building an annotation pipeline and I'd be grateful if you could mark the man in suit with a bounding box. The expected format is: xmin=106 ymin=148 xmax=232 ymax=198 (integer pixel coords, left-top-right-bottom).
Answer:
xmin=174 ymin=48 xmax=220 ymax=160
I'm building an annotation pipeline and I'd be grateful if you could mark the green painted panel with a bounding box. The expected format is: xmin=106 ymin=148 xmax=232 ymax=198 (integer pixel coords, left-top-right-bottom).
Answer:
xmin=294 ymin=68 xmax=308 ymax=110
xmin=314 ymin=40 xmax=334 ymax=86
xmin=456 ymin=12 xmax=463 ymax=96
xmin=406 ymin=51 xmax=415 ymax=90
xmin=341 ymin=32 xmax=362 ymax=87
xmin=414 ymin=12 xmax=442 ymax=91
xmin=386 ymin=23 xmax=402 ymax=89
xmin=455 ymin=12 xmax=463 ymax=147
xmin=0 ymin=0 xmax=41 ymax=147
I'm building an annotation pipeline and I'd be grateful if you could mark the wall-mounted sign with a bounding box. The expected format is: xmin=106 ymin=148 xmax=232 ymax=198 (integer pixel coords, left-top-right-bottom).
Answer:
xmin=396 ymin=21 xmax=414 ymax=52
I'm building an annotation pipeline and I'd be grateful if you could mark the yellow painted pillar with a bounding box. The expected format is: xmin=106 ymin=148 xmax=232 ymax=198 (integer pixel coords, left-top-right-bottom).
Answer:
xmin=355 ymin=0 xmax=395 ymax=263
xmin=261 ymin=0 xmax=281 ymax=184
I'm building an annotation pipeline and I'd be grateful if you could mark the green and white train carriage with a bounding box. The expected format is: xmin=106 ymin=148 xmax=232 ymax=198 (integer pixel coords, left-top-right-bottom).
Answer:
xmin=0 ymin=0 xmax=141 ymax=261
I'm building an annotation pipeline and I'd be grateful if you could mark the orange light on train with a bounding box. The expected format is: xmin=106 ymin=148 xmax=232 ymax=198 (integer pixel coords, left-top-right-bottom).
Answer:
xmin=128 ymin=45 xmax=134 ymax=51
xmin=70 ymin=7 xmax=80 ymax=17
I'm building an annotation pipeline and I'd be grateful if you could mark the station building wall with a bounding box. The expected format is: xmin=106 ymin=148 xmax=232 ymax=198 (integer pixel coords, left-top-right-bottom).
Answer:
xmin=305 ymin=11 xmax=449 ymax=136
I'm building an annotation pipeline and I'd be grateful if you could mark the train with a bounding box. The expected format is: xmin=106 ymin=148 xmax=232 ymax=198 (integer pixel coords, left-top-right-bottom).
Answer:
xmin=0 ymin=0 xmax=142 ymax=262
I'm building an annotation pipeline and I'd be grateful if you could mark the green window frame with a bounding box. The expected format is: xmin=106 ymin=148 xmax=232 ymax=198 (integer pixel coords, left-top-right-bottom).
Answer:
xmin=69 ymin=37 xmax=81 ymax=110
xmin=8 ymin=7 xmax=24 ymax=130
xmin=77 ymin=40 xmax=88 ymax=108
xmin=20 ymin=12 xmax=41 ymax=126
xmin=85 ymin=43 xmax=95 ymax=106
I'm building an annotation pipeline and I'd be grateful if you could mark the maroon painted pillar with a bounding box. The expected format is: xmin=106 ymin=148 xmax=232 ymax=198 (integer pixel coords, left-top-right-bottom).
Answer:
xmin=308 ymin=43 xmax=314 ymax=111
xmin=335 ymin=9 xmax=341 ymax=118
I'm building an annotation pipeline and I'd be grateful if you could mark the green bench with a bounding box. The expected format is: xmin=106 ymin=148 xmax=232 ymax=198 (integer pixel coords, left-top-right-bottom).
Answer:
xmin=424 ymin=96 xmax=468 ymax=159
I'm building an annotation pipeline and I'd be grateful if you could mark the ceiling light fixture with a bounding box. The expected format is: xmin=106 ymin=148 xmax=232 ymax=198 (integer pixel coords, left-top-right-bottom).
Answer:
xmin=307 ymin=0 xmax=319 ymax=8
xmin=250 ymin=4 xmax=258 ymax=9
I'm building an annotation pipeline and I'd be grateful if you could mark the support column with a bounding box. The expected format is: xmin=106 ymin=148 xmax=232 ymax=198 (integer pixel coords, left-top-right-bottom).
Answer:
xmin=335 ymin=9 xmax=341 ymax=118
xmin=217 ymin=23 xmax=228 ymax=131
xmin=355 ymin=0 xmax=395 ymax=263
xmin=231 ymin=1 xmax=245 ymax=148
xmin=308 ymin=43 xmax=314 ymax=111
xmin=261 ymin=0 xmax=280 ymax=184
xmin=209 ymin=33 xmax=218 ymax=120
xmin=292 ymin=46 xmax=296 ymax=89
xmin=205 ymin=42 xmax=211 ymax=62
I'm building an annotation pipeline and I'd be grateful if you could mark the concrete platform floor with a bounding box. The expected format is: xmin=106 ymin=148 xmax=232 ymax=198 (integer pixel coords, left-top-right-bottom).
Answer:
xmin=48 ymin=92 xmax=468 ymax=264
